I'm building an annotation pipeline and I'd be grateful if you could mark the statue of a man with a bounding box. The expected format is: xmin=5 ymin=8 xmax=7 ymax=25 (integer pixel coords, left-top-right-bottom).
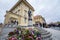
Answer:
xmin=28 ymin=11 xmax=31 ymax=17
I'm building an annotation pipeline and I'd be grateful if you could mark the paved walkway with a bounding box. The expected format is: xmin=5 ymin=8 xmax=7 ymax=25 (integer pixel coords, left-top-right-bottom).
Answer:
xmin=0 ymin=27 xmax=16 ymax=40
xmin=44 ymin=28 xmax=60 ymax=40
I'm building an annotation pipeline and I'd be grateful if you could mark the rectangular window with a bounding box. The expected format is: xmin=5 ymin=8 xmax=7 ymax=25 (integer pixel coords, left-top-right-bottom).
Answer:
xmin=18 ymin=9 xmax=20 ymax=12
xmin=24 ymin=18 xmax=27 ymax=23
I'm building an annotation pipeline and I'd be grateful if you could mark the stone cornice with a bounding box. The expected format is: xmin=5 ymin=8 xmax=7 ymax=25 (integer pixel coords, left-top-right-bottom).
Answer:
xmin=5 ymin=11 xmax=28 ymax=19
xmin=9 ymin=0 xmax=35 ymax=12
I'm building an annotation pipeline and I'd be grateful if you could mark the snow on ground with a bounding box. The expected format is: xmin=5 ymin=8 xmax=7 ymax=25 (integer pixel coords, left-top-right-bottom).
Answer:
xmin=44 ymin=28 xmax=60 ymax=40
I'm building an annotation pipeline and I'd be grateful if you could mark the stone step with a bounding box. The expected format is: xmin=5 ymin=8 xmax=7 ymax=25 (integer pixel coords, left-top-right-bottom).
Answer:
xmin=41 ymin=33 xmax=52 ymax=38
xmin=41 ymin=31 xmax=50 ymax=35
xmin=36 ymin=27 xmax=52 ymax=40
xmin=41 ymin=32 xmax=52 ymax=40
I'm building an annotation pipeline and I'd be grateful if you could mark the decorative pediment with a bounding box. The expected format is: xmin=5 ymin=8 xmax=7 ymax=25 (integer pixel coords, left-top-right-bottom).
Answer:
xmin=9 ymin=0 xmax=35 ymax=12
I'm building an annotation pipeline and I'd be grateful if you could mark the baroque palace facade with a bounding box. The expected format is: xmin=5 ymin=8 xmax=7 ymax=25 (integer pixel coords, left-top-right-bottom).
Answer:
xmin=4 ymin=0 xmax=46 ymax=27
xmin=4 ymin=0 xmax=35 ymax=26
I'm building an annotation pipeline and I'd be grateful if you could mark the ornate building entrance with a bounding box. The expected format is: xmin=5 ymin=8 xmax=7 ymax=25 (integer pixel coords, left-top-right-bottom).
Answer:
xmin=9 ymin=17 xmax=18 ymax=25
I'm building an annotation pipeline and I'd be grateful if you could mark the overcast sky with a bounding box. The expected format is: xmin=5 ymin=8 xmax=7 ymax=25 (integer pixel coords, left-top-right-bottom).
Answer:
xmin=0 ymin=0 xmax=60 ymax=23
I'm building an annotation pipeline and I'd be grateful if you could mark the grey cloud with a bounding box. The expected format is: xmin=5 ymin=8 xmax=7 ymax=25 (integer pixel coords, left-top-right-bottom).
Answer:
xmin=0 ymin=0 xmax=60 ymax=23
xmin=0 ymin=0 xmax=18 ymax=23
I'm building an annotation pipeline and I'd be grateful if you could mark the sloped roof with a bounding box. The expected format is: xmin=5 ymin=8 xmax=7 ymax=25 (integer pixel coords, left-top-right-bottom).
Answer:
xmin=34 ymin=15 xmax=46 ymax=22
xmin=9 ymin=0 xmax=35 ymax=11
xmin=34 ymin=15 xmax=42 ymax=19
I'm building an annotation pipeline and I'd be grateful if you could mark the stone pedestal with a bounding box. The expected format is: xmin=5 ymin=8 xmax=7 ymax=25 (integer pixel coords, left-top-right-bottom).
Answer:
xmin=28 ymin=20 xmax=33 ymax=27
